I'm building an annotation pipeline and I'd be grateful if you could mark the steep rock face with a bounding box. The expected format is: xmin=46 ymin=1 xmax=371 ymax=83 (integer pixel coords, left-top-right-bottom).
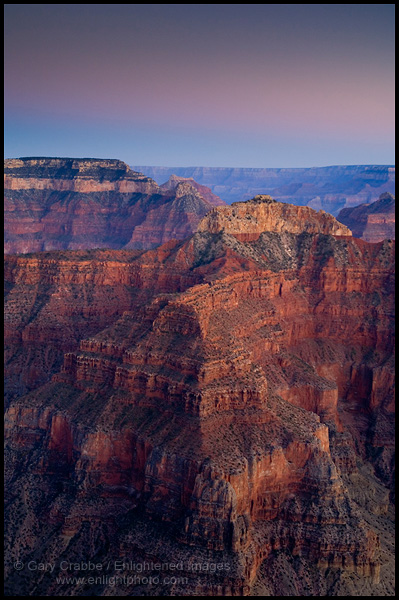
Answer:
xmin=337 ymin=193 xmax=395 ymax=243
xmin=4 ymin=158 xmax=224 ymax=254
xmin=126 ymin=182 xmax=222 ymax=249
xmin=197 ymin=195 xmax=352 ymax=240
xmin=4 ymin=198 xmax=395 ymax=596
xmin=134 ymin=164 xmax=395 ymax=215
xmin=4 ymin=157 xmax=157 ymax=193
xmin=161 ymin=174 xmax=226 ymax=207
xmin=4 ymin=243 xmax=201 ymax=404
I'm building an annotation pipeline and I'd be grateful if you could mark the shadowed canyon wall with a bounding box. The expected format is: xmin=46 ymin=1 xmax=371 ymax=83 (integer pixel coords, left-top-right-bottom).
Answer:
xmin=337 ymin=193 xmax=395 ymax=243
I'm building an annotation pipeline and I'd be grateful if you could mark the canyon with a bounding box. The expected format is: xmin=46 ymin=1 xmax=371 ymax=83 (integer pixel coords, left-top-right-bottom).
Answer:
xmin=4 ymin=195 xmax=395 ymax=596
xmin=4 ymin=160 xmax=395 ymax=258
xmin=4 ymin=158 xmax=225 ymax=255
xmin=134 ymin=164 xmax=395 ymax=216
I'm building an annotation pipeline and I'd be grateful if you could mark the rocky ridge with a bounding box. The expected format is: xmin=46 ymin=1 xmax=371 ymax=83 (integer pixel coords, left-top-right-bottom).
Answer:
xmin=4 ymin=197 xmax=395 ymax=596
xmin=197 ymin=195 xmax=352 ymax=240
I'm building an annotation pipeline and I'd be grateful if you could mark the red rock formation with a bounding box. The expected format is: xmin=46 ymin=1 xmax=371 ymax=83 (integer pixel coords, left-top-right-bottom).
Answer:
xmin=337 ymin=192 xmax=395 ymax=243
xmin=4 ymin=157 xmax=225 ymax=254
xmin=161 ymin=174 xmax=226 ymax=207
xmin=125 ymin=182 xmax=222 ymax=249
xmin=4 ymin=197 xmax=394 ymax=596
xmin=197 ymin=195 xmax=352 ymax=240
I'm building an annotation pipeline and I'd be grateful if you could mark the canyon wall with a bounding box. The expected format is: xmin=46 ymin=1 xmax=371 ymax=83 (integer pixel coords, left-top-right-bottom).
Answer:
xmin=4 ymin=197 xmax=395 ymax=596
xmin=4 ymin=158 xmax=224 ymax=254
xmin=337 ymin=192 xmax=395 ymax=243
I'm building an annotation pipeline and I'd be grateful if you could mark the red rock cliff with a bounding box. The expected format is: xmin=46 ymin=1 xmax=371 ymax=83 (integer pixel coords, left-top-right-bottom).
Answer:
xmin=197 ymin=195 xmax=352 ymax=241
xmin=4 ymin=198 xmax=394 ymax=596
xmin=4 ymin=157 xmax=224 ymax=254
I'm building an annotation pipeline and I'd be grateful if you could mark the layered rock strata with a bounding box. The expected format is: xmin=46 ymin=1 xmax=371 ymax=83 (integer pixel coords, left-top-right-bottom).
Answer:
xmin=337 ymin=193 xmax=395 ymax=243
xmin=134 ymin=164 xmax=395 ymax=215
xmin=4 ymin=197 xmax=395 ymax=596
xmin=197 ymin=195 xmax=352 ymax=240
xmin=161 ymin=174 xmax=226 ymax=207
xmin=4 ymin=157 xmax=224 ymax=254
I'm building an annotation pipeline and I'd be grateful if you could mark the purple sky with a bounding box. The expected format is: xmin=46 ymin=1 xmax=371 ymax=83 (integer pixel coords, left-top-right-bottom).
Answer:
xmin=4 ymin=4 xmax=395 ymax=168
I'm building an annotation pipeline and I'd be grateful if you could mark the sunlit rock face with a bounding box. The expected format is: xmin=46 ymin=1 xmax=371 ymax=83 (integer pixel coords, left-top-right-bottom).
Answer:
xmin=197 ymin=195 xmax=352 ymax=240
xmin=4 ymin=197 xmax=395 ymax=596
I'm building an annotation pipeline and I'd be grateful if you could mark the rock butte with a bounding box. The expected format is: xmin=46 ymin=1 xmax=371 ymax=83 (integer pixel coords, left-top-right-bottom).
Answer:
xmin=4 ymin=194 xmax=395 ymax=596
xmin=197 ymin=195 xmax=352 ymax=240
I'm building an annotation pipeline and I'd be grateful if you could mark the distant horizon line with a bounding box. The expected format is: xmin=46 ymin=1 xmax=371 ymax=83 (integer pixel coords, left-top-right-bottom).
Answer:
xmin=4 ymin=156 xmax=395 ymax=170
xmin=132 ymin=163 xmax=395 ymax=170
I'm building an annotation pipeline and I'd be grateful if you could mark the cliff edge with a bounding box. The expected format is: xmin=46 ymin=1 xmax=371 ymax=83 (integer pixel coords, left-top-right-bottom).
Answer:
xmin=197 ymin=195 xmax=352 ymax=240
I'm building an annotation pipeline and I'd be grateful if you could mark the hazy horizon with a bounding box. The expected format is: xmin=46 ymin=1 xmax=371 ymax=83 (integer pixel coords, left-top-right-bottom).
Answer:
xmin=4 ymin=4 xmax=395 ymax=168
xmin=4 ymin=156 xmax=395 ymax=171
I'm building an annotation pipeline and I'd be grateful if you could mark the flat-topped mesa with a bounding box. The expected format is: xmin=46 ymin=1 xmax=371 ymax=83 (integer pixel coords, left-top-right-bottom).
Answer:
xmin=5 ymin=157 xmax=227 ymax=254
xmin=4 ymin=157 xmax=157 ymax=193
xmin=197 ymin=195 xmax=352 ymax=241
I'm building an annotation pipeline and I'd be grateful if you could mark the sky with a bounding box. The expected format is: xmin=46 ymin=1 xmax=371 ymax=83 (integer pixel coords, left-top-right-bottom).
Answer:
xmin=4 ymin=4 xmax=395 ymax=168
